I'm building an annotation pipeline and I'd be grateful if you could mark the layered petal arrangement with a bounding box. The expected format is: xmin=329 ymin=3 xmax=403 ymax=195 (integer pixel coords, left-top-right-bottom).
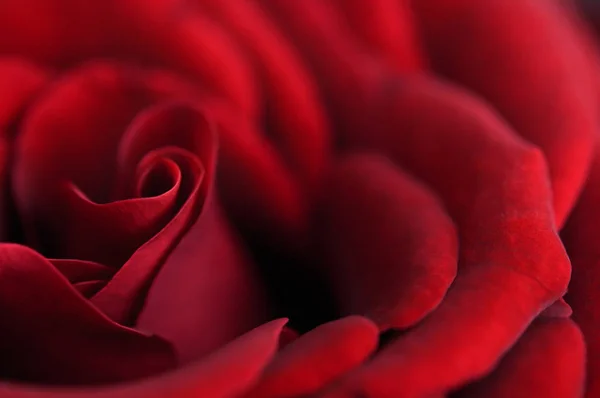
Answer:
xmin=0 ymin=1 xmax=598 ymax=397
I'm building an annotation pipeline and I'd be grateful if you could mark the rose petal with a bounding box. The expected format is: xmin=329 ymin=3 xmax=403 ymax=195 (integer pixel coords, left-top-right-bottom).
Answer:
xmin=0 ymin=59 xmax=48 ymax=240
xmin=315 ymin=153 xmax=457 ymax=330
xmin=318 ymin=264 xmax=567 ymax=398
xmin=13 ymin=62 xmax=158 ymax=230
xmin=257 ymin=0 xmax=386 ymax=139
xmin=0 ymin=58 xmax=48 ymax=129
xmin=90 ymin=103 xmax=217 ymax=324
xmin=540 ymin=298 xmax=573 ymax=318
xmin=317 ymin=78 xmax=569 ymax=397
xmin=562 ymin=139 xmax=600 ymax=397
xmin=0 ymin=1 xmax=124 ymax=65
xmin=198 ymin=0 xmax=331 ymax=191
xmin=45 ymin=155 xmax=182 ymax=267
xmin=121 ymin=0 xmax=260 ymax=119
xmin=0 ymin=319 xmax=287 ymax=398
xmin=135 ymin=186 xmax=268 ymax=362
xmin=243 ymin=316 xmax=379 ymax=398
xmin=105 ymin=104 xmax=268 ymax=361
xmin=454 ymin=318 xmax=585 ymax=398
xmin=413 ymin=0 xmax=598 ymax=226
xmin=206 ymin=101 xmax=309 ymax=249
xmin=0 ymin=244 xmax=175 ymax=385
xmin=331 ymin=0 xmax=425 ymax=72
xmin=50 ymin=259 xmax=114 ymax=284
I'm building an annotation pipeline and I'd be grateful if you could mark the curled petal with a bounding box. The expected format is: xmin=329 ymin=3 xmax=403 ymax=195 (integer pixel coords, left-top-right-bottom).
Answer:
xmin=0 ymin=244 xmax=175 ymax=385
xmin=455 ymin=318 xmax=585 ymax=398
xmin=315 ymin=153 xmax=457 ymax=330
xmin=413 ymin=0 xmax=598 ymax=226
xmin=0 ymin=319 xmax=287 ymax=398
xmin=244 ymin=316 xmax=378 ymax=398
xmin=89 ymin=103 xmax=218 ymax=324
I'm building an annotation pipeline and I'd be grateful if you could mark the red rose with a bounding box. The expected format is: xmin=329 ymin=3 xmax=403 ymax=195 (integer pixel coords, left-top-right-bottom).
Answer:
xmin=0 ymin=0 xmax=598 ymax=397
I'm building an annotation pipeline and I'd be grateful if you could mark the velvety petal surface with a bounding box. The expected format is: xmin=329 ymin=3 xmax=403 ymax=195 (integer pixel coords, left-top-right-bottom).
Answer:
xmin=454 ymin=318 xmax=585 ymax=398
xmin=0 ymin=319 xmax=287 ymax=398
xmin=0 ymin=244 xmax=175 ymax=385
xmin=316 ymin=153 xmax=457 ymax=330
xmin=563 ymin=139 xmax=600 ymax=397
xmin=197 ymin=0 xmax=331 ymax=192
xmin=413 ymin=0 xmax=598 ymax=226
xmin=243 ymin=316 xmax=378 ymax=398
xmin=332 ymin=0 xmax=425 ymax=72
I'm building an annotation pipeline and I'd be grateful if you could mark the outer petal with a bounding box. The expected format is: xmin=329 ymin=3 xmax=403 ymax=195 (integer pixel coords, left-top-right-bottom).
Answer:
xmin=243 ymin=316 xmax=378 ymax=398
xmin=562 ymin=138 xmax=600 ymax=397
xmin=0 ymin=319 xmax=287 ymax=398
xmin=317 ymin=78 xmax=569 ymax=398
xmin=315 ymin=153 xmax=457 ymax=330
xmin=0 ymin=244 xmax=175 ymax=385
xmin=413 ymin=0 xmax=598 ymax=226
xmin=263 ymin=5 xmax=570 ymax=394
xmin=454 ymin=318 xmax=585 ymax=398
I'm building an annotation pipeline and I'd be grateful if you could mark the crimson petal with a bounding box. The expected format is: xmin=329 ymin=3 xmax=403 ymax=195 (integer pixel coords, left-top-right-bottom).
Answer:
xmin=207 ymin=101 xmax=310 ymax=249
xmin=317 ymin=78 xmax=569 ymax=397
xmin=315 ymin=153 xmax=457 ymax=330
xmin=562 ymin=139 xmax=600 ymax=397
xmin=0 ymin=319 xmax=287 ymax=398
xmin=331 ymin=0 xmax=425 ymax=72
xmin=243 ymin=316 xmax=378 ymax=398
xmin=197 ymin=0 xmax=331 ymax=191
xmin=0 ymin=244 xmax=175 ymax=385
xmin=454 ymin=318 xmax=585 ymax=398
xmin=413 ymin=0 xmax=598 ymax=227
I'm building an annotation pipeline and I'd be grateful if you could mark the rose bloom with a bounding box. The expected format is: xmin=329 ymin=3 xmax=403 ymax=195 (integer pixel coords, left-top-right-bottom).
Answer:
xmin=0 ymin=0 xmax=599 ymax=397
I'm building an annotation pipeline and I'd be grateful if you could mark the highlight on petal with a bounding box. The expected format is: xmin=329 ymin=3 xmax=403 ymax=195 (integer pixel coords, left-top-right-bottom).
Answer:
xmin=197 ymin=0 xmax=331 ymax=191
xmin=453 ymin=318 xmax=585 ymax=398
xmin=318 ymin=78 xmax=570 ymax=397
xmin=0 ymin=319 xmax=287 ymax=398
xmin=0 ymin=244 xmax=175 ymax=385
xmin=243 ymin=316 xmax=378 ymax=398
xmin=315 ymin=153 xmax=457 ymax=330
xmin=413 ymin=0 xmax=598 ymax=226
